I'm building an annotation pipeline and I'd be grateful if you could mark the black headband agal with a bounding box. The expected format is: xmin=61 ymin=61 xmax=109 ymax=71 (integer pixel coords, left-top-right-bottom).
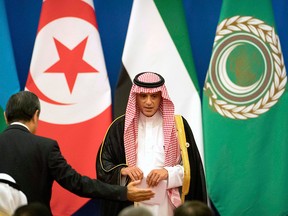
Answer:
xmin=133 ymin=72 xmax=165 ymax=88
xmin=0 ymin=179 xmax=21 ymax=191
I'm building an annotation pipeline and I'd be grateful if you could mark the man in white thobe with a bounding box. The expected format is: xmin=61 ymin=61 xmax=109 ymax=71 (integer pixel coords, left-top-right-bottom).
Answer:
xmin=136 ymin=111 xmax=184 ymax=216
xmin=96 ymin=72 xmax=207 ymax=216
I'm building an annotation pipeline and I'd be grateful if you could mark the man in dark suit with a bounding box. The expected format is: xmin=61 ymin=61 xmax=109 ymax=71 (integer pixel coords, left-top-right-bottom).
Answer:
xmin=0 ymin=91 xmax=154 ymax=213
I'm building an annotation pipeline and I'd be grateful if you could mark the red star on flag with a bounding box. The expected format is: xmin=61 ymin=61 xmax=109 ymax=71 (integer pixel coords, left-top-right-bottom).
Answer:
xmin=45 ymin=37 xmax=98 ymax=93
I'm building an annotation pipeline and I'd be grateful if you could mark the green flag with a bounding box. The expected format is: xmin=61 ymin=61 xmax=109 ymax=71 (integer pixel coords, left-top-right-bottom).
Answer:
xmin=0 ymin=1 xmax=20 ymax=132
xmin=203 ymin=0 xmax=288 ymax=215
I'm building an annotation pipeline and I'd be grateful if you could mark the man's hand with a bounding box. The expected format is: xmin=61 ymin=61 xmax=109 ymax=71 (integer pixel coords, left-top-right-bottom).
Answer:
xmin=127 ymin=180 xmax=154 ymax=202
xmin=121 ymin=166 xmax=143 ymax=181
xmin=146 ymin=168 xmax=168 ymax=187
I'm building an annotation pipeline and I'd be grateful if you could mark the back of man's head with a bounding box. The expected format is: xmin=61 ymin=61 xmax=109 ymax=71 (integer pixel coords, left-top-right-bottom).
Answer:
xmin=13 ymin=202 xmax=51 ymax=216
xmin=174 ymin=201 xmax=213 ymax=216
xmin=5 ymin=91 xmax=40 ymax=124
xmin=118 ymin=206 xmax=152 ymax=216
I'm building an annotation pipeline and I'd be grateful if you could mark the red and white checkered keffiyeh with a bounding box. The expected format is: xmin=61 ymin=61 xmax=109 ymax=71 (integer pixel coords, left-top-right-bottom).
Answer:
xmin=124 ymin=72 xmax=181 ymax=207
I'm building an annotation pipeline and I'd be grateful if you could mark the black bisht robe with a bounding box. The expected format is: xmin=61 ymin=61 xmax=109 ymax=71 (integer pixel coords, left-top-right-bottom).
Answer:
xmin=96 ymin=115 xmax=207 ymax=216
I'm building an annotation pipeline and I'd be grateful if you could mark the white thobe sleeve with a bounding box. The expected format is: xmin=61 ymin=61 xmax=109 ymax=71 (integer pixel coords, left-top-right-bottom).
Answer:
xmin=164 ymin=165 xmax=184 ymax=189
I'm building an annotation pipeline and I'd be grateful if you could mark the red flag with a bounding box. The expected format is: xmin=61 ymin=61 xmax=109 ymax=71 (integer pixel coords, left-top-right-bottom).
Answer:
xmin=25 ymin=0 xmax=112 ymax=215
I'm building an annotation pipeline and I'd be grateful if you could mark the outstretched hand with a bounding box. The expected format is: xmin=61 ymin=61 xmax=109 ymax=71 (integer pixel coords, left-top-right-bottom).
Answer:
xmin=127 ymin=180 xmax=154 ymax=202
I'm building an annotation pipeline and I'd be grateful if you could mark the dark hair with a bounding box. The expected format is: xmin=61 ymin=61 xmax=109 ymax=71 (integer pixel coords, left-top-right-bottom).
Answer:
xmin=13 ymin=202 xmax=51 ymax=216
xmin=174 ymin=201 xmax=213 ymax=216
xmin=5 ymin=91 xmax=40 ymax=124
xmin=118 ymin=206 xmax=153 ymax=216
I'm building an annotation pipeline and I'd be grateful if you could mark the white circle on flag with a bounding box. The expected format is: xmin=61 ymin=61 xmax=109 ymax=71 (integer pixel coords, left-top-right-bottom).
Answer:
xmin=29 ymin=17 xmax=111 ymax=124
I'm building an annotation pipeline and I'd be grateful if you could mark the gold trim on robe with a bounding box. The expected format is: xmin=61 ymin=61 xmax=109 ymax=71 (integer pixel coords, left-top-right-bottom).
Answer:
xmin=175 ymin=115 xmax=191 ymax=203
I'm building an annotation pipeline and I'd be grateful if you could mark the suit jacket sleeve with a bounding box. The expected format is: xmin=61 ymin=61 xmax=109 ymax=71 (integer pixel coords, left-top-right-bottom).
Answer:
xmin=47 ymin=139 xmax=127 ymax=201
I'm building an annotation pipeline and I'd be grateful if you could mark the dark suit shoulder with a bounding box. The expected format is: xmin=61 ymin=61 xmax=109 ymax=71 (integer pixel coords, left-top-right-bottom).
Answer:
xmin=2 ymin=124 xmax=58 ymax=151
xmin=29 ymin=132 xmax=56 ymax=145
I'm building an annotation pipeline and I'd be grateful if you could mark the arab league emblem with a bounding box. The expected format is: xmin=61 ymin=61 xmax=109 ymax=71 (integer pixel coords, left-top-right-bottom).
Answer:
xmin=204 ymin=16 xmax=287 ymax=119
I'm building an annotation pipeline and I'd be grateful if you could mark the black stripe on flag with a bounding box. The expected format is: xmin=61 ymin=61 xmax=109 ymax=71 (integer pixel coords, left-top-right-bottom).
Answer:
xmin=113 ymin=65 xmax=132 ymax=119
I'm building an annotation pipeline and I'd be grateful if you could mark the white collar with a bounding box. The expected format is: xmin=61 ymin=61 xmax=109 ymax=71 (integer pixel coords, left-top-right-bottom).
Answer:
xmin=139 ymin=111 xmax=162 ymax=126
xmin=10 ymin=122 xmax=30 ymax=132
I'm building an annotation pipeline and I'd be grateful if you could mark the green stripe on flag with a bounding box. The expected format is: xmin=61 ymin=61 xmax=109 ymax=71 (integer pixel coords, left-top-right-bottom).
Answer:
xmin=154 ymin=0 xmax=200 ymax=92
xmin=219 ymin=0 xmax=274 ymax=25
xmin=0 ymin=107 xmax=6 ymax=132
xmin=152 ymin=0 xmax=204 ymax=159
